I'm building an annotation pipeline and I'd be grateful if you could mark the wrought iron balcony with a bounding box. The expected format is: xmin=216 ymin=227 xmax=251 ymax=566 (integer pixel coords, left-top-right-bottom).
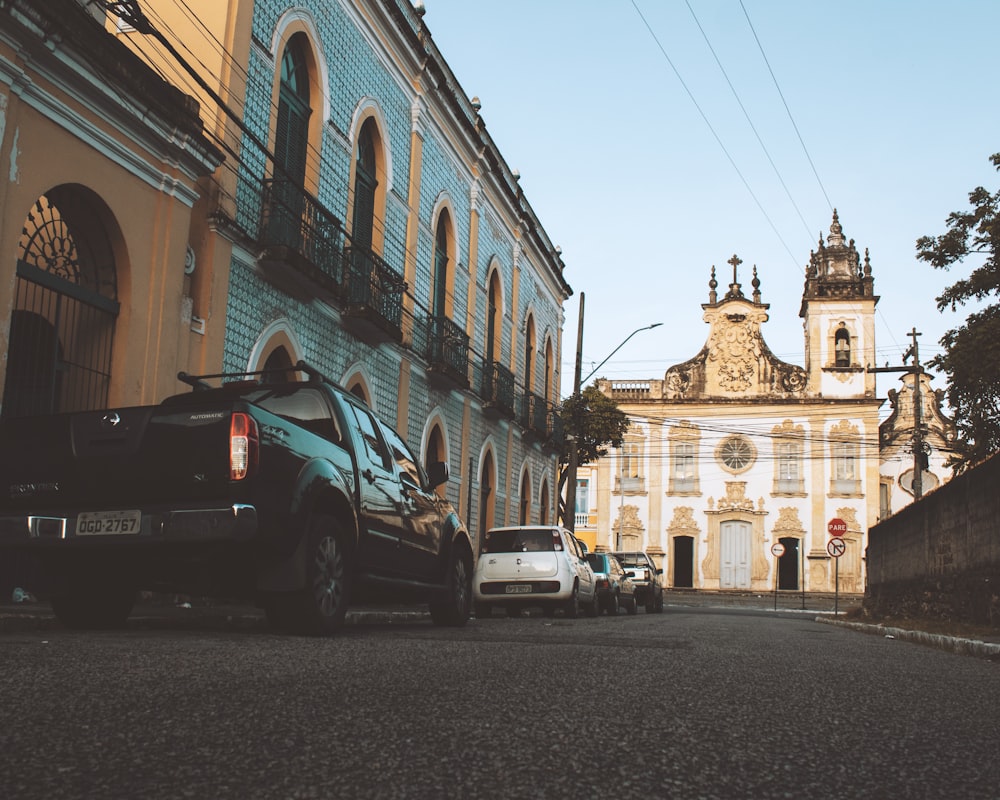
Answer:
xmin=519 ymin=391 xmax=549 ymax=437
xmin=425 ymin=315 xmax=470 ymax=389
xmin=258 ymin=177 xmax=345 ymax=299
xmin=479 ymin=359 xmax=515 ymax=419
xmin=342 ymin=245 xmax=406 ymax=343
xmin=547 ymin=407 xmax=565 ymax=449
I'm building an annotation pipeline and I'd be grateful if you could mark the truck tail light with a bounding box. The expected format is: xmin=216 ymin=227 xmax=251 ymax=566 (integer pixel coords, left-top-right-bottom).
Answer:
xmin=230 ymin=412 xmax=259 ymax=480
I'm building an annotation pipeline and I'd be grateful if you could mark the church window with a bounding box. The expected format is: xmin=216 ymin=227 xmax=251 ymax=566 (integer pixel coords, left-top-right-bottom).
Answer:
xmin=668 ymin=422 xmax=700 ymax=495
xmin=718 ymin=435 xmax=755 ymax=473
xmin=616 ymin=433 xmax=645 ymax=494
xmin=775 ymin=441 xmax=803 ymax=494
xmin=829 ymin=420 xmax=862 ymax=496
xmin=671 ymin=441 xmax=698 ymax=494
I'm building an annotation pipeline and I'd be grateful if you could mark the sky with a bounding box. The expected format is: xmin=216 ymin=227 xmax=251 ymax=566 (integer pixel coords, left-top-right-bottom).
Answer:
xmin=418 ymin=0 xmax=1000 ymax=403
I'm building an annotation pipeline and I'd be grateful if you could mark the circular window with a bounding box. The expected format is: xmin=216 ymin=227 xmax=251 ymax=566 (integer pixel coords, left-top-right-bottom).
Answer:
xmin=718 ymin=435 xmax=755 ymax=473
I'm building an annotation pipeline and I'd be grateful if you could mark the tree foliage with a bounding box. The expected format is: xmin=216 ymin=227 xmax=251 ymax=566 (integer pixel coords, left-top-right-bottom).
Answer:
xmin=915 ymin=152 xmax=1000 ymax=470
xmin=559 ymin=384 xmax=630 ymax=468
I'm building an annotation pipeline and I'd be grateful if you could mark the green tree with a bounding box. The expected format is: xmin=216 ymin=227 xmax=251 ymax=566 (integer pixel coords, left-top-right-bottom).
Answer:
xmin=558 ymin=384 xmax=630 ymax=471
xmin=916 ymin=152 xmax=1000 ymax=471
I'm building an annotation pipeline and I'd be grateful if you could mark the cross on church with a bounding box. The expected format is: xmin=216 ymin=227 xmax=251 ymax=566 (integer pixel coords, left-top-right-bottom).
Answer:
xmin=728 ymin=254 xmax=742 ymax=284
xmin=727 ymin=254 xmax=743 ymax=298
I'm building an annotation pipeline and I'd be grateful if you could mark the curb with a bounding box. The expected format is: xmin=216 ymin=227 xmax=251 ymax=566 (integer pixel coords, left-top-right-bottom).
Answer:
xmin=815 ymin=616 xmax=1000 ymax=661
xmin=0 ymin=605 xmax=430 ymax=632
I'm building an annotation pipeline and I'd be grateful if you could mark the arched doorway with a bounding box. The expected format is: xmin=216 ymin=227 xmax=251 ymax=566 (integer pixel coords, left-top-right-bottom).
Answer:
xmin=778 ymin=536 xmax=800 ymax=590
xmin=261 ymin=346 xmax=295 ymax=383
xmin=478 ymin=451 xmax=495 ymax=548
xmin=720 ymin=520 xmax=751 ymax=589
xmin=519 ymin=470 xmax=531 ymax=525
xmin=673 ymin=536 xmax=694 ymax=588
xmin=426 ymin=424 xmax=447 ymax=499
xmin=539 ymin=479 xmax=550 ymax=525
xmin=3 ymin=187 xmax=120 ymax=418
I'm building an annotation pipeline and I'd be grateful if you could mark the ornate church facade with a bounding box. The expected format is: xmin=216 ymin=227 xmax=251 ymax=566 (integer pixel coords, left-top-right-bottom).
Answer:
xmin=575 ymin=212 xmax=954 ymax=595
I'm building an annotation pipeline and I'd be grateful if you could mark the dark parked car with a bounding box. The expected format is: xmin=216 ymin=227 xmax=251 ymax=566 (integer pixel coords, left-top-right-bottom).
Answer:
xmin=613 ymin=552 xmax=664 ymax=613
xmin=586 ymin=552 xmax=636 ymax=615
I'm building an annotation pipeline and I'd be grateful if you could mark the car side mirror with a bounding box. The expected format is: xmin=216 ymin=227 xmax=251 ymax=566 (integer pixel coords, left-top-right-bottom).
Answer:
xmin=427 ymin=460 xmax=449 ymax=488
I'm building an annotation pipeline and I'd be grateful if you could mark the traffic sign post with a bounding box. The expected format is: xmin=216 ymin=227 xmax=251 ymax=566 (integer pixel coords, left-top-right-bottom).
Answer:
xmin=827 ymin=537 xmax=846 ymax=614
xmin=770 ymin=542 xmax=785 ymax=610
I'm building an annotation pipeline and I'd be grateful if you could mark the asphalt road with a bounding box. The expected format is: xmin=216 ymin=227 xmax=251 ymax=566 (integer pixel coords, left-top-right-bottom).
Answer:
xmin=1 ymin=605 xmax=997 ymax=800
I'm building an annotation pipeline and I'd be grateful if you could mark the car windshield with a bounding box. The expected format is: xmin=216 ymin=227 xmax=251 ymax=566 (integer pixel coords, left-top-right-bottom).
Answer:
xmin=483 ymin=529 xmax=557 ymax=553
xmin=616 ymin=553 xmax=645 ymax=567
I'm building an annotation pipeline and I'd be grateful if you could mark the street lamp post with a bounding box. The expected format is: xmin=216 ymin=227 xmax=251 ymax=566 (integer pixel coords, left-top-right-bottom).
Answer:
xmin=563 ymin=318 xmax=662 ymax=533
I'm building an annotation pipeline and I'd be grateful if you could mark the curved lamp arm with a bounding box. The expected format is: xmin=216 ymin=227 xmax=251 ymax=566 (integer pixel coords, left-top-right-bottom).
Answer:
xmin=581 ymin=323 xmax=662 ymax=386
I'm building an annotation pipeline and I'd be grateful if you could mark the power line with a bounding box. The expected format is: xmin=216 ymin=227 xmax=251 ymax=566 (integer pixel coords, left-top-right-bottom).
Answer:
xmin=739 ymin=0 xmax=833 ymax=213
xmin=630 ymin=0 xmax=802 ymax=270
xmin=684 ymin=0 xmax=814 ymax=246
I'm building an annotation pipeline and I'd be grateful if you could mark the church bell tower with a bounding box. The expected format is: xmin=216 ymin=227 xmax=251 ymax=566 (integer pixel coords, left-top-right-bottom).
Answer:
xmin=799 ymin=210 xmax=878 ymax=398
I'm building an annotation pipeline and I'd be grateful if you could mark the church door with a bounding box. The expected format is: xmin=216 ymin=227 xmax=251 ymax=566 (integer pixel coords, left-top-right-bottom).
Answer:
xmin=720 ymin=521 xmax=751 ymax=589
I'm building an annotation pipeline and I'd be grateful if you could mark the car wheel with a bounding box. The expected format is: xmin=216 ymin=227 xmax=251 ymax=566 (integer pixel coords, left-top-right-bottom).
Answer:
xmin=608 ymin=591 xmax=620 ymax=616
xmin=429 ymin=543 xmax=472 ymax=627
xmin=656 ymin=589 xmax=665 ymax=613
xmin=586 ymin=591 xmax=600 ymax=617
xmin=268 ymin=514 xmax=350 ymax=635
xmin=627 ymin=594 xmax=638 ymax=615
xmin=563 ymin=585 xmax=580 ymax=618
xmin=474 ymin=602 xmax=493 ymax=619
xmin=50 ymin=569 xmax=135 ymax=630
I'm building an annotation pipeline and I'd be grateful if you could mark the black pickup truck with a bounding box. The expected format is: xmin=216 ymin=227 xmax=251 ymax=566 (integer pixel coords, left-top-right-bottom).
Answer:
xmin=0 ymin=362 xmax=475 ymax=634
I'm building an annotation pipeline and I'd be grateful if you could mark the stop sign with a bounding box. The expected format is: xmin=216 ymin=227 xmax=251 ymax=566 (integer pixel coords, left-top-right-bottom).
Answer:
xmin=827 ymin=517 xmax=847 ymax=537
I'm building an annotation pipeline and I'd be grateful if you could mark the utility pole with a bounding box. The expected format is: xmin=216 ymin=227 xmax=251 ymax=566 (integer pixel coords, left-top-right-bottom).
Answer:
xmin=563 ymin=293 xmax=584 ymax=532
xmin=868 ymin=327 xmax=926 ymax=499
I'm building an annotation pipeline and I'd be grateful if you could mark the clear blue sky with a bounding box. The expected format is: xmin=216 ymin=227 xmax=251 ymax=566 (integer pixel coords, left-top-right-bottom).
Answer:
xmin=421 ymin=0 xmax=999 ymax=401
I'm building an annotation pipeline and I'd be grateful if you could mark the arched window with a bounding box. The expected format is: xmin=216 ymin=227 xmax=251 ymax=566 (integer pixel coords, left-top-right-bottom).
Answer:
xmin=352 ymin=119 xmax=378 ymax=252
xmin=486 ymin=270 xmax=502 ymax=363
xmin=3 ymin=187 xmax=119 ymax=418
xmin=275 ymin=34 xmax=311 ymax=188
xmin=835 ymin=324 xmax=851 ymax=367
xmin=433 ymin=211 xmax=450 ymax=319
xmin=543 ymin=338 xmax=554 ymax=405
xmin=523 ymin=316 xmax=536 ymax=394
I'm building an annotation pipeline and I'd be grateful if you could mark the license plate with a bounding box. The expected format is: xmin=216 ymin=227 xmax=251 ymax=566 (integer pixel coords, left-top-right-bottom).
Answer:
xmin=76 ymin=510 xmax=141 ymax=535
xmin=506 ymin=584 xmax=532 ymax=594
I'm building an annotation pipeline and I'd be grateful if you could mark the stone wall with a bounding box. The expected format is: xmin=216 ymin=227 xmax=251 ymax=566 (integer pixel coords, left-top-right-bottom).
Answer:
xmin=865 ymin=453 xmax=1000 ymax=627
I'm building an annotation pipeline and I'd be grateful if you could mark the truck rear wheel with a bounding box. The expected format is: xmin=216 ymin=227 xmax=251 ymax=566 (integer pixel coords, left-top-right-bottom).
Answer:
xmin=429 ymin=544 xmax=472 ymax=627
xmin=268 ymin=515 xmax=351 ymax=635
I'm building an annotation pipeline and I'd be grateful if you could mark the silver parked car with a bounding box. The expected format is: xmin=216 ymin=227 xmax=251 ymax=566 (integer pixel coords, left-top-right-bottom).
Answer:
xmin=474 ymin=525 xmax=599 ymax=618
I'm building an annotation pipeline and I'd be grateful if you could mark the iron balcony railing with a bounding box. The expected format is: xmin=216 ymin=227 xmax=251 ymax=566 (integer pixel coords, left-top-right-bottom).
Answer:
xmin=479 ymin=359 xmax=515 ymax=417
xmin=519 ymin=391 xmax=549 ymax=435
xmin=547 ymin=406 xmax=564 ymax=445
xmin=259 ymin=177 xmax=345 ymax=288
xmin=426 ymin=315 xmax=470 ymax=385
xmin=342 ymin=245 xmax=406 ymax=333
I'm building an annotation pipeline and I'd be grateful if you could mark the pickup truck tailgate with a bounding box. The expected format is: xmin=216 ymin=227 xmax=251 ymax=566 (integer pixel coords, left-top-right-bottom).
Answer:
xmin=0 ymin=406 xmax=235 ymax=511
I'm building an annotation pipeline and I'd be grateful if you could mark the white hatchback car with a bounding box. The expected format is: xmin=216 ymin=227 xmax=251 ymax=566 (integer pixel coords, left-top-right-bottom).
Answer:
xmin=473 ymin=525 xmax=599 ymax=618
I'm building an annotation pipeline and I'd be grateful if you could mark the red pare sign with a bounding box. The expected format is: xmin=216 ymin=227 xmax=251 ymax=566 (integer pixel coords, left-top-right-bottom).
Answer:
xmin=827 ymin=517 xmax=847 ymax=537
